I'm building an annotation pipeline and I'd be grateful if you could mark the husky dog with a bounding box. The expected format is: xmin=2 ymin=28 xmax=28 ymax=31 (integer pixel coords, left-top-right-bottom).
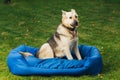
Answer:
xmin=20 ymin=9 xmax=82 ymax=60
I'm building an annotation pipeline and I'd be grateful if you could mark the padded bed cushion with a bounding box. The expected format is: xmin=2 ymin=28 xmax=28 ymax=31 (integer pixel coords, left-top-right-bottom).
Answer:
xmin=7 ymin=45 xmax=103 ymax=76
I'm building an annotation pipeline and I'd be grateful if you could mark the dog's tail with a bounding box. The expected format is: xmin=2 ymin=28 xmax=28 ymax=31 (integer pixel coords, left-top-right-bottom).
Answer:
xmin=19 ymin=51 xmax=33 ymax=57
xmin=19 ymin=51 xmax=24 ymax=54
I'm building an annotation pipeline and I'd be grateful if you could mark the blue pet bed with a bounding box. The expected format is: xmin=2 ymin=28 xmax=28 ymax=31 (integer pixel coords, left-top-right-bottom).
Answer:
xmin=7 ymin=45 xmax=103 ymax=76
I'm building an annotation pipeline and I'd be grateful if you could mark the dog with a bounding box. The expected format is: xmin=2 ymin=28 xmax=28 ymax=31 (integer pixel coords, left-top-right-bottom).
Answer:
xmin=20 ymin=9 xmax=82 ymax=60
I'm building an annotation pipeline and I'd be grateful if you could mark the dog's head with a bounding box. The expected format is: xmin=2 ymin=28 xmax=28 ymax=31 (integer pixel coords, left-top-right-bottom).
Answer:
xmin=62 ymin=9 xmax=79 ymax=30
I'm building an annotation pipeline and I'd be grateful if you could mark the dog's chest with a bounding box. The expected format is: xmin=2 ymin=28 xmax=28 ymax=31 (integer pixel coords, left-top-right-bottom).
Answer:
xmin=54 ymin=36 xmax=77 ymax=57
xmin=67 ymin=37 xmax=78 ymax=50
xmin=58 ymin=36 xmax=77 ymax=51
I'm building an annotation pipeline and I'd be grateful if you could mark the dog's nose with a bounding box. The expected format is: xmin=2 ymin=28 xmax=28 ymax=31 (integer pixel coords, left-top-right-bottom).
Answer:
xmin=74 ymin=21 xmax=78 ymax=26
xmin=75 ymin=21 xmax=78 ymax=26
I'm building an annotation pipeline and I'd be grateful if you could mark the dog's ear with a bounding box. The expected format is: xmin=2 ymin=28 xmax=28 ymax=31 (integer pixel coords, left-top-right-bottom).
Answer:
xmin=71 ymin=9 xmax=76 ymax=13
xmin=62 ymin=10 xmax=66 ymax=17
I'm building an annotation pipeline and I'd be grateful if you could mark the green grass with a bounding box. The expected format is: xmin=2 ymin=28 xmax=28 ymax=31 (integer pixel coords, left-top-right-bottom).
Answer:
xmin=0 ymin=0 xmax=120 ymax=80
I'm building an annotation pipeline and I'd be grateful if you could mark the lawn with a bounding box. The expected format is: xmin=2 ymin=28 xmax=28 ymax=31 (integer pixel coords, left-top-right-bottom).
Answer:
xmin=0 ymin=0 xmax=120 ymax=80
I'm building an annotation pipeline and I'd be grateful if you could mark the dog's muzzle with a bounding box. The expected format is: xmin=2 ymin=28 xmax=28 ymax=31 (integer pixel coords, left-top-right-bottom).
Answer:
xmin=71 ymin=20 xmax=78 ymax=27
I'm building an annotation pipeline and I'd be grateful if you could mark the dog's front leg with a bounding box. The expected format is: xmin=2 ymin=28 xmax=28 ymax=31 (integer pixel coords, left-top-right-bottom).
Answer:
xmin=64 ymin=48 xmax=73 ymax=60
xmin=74 ymin=41 xmax=82 ymax=60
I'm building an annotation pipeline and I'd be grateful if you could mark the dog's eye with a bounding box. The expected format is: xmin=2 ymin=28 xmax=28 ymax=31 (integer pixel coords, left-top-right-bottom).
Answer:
xmin=69 ymin=17 xmax=72 ymax=19
xmin=75 ymin=15 xmax=78 ymax=18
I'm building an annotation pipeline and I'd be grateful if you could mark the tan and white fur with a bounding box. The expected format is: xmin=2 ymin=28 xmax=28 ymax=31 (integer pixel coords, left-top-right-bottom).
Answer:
xmin=20 ymin=9 xmax=82 ymax=60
